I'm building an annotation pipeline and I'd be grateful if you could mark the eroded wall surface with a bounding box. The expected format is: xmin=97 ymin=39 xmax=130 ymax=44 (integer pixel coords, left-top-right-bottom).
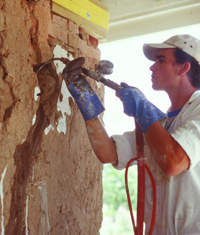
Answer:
xmin=0 ymin=0 xmax=104 ymax=234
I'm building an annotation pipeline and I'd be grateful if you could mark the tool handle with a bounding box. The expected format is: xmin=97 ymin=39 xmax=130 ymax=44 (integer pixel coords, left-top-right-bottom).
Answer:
xmin=82 ymin=68 xmax=122 ymax=90
xmin=99 ymin=77 xmax=122 ymax=91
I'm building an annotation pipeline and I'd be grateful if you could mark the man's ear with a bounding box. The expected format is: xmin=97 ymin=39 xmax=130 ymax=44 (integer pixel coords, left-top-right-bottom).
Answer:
xmin=178 ymin=62 xmax=191 ymax=76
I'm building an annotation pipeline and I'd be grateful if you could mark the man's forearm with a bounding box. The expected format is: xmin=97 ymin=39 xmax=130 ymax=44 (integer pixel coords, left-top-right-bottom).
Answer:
xmin=85 ymin=117 xmax=118 ymax=164
xmin=145 ymin=121 xmax=190 ymax=176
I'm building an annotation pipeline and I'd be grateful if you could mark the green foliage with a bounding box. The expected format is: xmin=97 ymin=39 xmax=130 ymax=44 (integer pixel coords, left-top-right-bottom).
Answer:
xmin=100 ymin=204 xmax=135 ymax=235
xmin=102 ymin=164 xmax=138 ymax=217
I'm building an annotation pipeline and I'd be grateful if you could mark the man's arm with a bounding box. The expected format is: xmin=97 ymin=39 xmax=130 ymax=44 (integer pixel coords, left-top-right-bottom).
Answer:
xmin=85 ymin=117 xmax=118 ymax=164
xmin=145 ymin=121 xmax=190 ymax=176
xmin=116 ymin=83 xmax=191 ymax=176
xmin=62 ymin=60 xmax=118 ymax=165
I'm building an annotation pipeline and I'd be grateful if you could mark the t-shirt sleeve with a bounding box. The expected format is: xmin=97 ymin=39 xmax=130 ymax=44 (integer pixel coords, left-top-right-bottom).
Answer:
xmin=171 ymin=116 xmax=200 ymax=171
xmin=111 ymin=131 xmax=137 ymax=170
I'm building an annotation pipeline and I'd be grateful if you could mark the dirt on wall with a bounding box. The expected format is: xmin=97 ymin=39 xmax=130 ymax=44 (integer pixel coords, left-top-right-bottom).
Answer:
xmin=0 ymin=0 xmax=104 ymax=234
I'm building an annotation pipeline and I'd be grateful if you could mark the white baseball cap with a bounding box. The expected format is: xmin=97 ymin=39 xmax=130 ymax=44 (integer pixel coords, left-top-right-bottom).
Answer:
xmin=143 ymin=34 xmax=200 ymax=64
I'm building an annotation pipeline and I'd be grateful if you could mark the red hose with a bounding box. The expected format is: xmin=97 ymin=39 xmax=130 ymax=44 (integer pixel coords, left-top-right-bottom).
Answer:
xmin=125 ymin=158 xmax=137 ymax=234
xmin=125 ymin=160 xmax=156 ymax=235
xmin=125 ymin=122 xmax=156 ymax=235
xmin=135 ymin=122 xmax=145 ymax=235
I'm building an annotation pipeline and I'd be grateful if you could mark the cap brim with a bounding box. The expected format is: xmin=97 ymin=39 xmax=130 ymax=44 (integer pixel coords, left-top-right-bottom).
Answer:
xmin=143 ymin=43 xmax=176 ymax=61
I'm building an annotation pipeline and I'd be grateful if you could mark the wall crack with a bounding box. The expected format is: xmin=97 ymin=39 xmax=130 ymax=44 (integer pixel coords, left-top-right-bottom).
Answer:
xmin=5 ymin=104 xmax=49 ymax=235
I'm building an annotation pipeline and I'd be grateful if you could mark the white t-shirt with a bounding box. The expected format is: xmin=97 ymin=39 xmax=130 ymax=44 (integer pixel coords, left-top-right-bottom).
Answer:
xmin=112 ymin=90 xmax=200 ymax=235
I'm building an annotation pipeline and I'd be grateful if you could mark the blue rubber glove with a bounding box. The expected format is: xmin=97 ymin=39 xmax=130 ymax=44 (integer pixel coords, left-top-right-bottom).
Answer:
xmin=116 ymin=82 xmax=166 ymax=133
xmin=63 ymin=67 xmax=105 ymax=121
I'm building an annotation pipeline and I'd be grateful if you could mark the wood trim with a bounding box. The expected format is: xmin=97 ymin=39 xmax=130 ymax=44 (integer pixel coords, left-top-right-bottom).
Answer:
xmin=52 ymin=1 xmax=108 ymax=41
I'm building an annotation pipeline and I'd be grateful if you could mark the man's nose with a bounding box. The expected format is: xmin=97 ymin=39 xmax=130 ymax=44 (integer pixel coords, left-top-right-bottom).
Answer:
xmin=150 ymin=63 xmax=156 ymax=71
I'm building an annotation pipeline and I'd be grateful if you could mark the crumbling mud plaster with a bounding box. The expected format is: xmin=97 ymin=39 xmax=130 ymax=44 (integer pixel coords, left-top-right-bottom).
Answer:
xmin=0 ymin=0 xmax=104 ymax=234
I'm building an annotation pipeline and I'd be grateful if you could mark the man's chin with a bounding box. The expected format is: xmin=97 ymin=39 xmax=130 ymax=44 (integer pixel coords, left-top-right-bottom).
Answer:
xmin=152 ymin=85 xmax=163 ymax=91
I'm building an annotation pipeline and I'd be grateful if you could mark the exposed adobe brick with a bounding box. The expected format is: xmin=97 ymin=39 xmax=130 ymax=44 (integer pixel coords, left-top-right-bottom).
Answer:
xmin=48 ymin=22 xmax=68 ymax=44
xmin=51 ymin=14 xmax=60 ymax=24
xmin=86 ymin=58 xmax=97 ymax=71
xmin=58 ymin=17 xmax=68 ymax=29
xmin=83 ymin=56 xmax=89 ymax=68
xmin=79 ymin=27 xmax=88 ymax=42
xmin=75 ymin=52 xmax=86 ymax=62
xmin=89 ymin=35 xmax=98 ymax=48
xmin=87 ymin=47 xmax=100 ymax=61
xmin=68 ymin=20 xmax=79 ymax=35
xmin=48 ymin=22 xmax=60 ymax=39
xmin=52 ymin=14 xmax=68 ymax=29
xmin=68 ymin=33 xmax=78 ymax=48
xmin=78 ymin=38 xmax=88 ymax=54
xmin=60 ymin=30 xmax=68 ymax=45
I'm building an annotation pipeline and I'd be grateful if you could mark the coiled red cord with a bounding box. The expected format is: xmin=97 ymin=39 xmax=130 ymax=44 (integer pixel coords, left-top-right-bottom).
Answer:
xmin=125 ymin=158 xmax=156 ymax=235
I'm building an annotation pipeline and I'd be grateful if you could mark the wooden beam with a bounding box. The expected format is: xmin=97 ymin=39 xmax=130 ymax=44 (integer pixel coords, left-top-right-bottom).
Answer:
xmin=52 ymin=0 xmax=109 ymax=42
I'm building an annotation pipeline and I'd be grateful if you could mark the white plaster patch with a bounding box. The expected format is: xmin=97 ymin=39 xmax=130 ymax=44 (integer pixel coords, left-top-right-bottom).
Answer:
xmin=53 ymin=45 xmax=73 ymax=74
xmin=57 ymin=81 xmax=72 ymax=134
xmin=37 ymin=183 xmax=50 ymax=235
xmin=32 ymin=114 xmax=36 ymax=125
xmin=25 ymin=196 xmax=29 ymax=235
xmin=53 ymin=45 xmax=74 ymax=135
xmin=0 ymin=165 xmax=8 ymax=235
xmin=34 ymin=87 xmax=40 ymax=101
xmin=44 ymin=124 xmax=54 ymax=135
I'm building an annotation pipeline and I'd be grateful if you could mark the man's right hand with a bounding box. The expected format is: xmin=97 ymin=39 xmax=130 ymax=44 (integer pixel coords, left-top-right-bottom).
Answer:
xmin=62 ymin=60 xmax=105 ymax=121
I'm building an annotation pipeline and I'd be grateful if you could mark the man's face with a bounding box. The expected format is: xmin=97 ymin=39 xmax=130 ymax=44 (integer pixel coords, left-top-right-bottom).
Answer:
xmin=150 ymin=48 xmax=181 ymax=92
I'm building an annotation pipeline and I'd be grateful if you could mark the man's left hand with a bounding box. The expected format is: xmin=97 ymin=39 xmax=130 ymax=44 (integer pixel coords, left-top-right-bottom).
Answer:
xmin=116 ymin=82 xmax=166 ymax=133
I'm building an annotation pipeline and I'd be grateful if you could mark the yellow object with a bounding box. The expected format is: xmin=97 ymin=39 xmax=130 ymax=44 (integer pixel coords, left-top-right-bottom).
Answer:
xmin=52 ymin=0 xmax=109 ymax=30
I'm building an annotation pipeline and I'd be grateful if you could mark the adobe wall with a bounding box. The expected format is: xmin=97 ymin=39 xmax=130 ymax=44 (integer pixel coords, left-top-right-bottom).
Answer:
xmin=0 ymin=0 xmax=104 ymax=234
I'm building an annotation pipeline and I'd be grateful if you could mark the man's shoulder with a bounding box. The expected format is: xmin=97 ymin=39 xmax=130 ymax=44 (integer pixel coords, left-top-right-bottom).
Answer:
xmin=189 ymin=90 xmax=200 ymax=103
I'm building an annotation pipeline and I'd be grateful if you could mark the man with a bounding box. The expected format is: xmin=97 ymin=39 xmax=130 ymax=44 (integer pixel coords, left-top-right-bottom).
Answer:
xmin=63 ymin=34 xmax=200 ymax=234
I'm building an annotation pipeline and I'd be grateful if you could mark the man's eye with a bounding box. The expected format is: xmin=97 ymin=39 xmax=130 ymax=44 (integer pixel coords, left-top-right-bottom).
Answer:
xmin=159 ymin=60 xmax=164 ymax=64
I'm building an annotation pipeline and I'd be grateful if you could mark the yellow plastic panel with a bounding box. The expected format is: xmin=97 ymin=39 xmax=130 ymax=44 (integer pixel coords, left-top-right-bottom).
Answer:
xmin=52 ymin=0 xmax=109 ymax=30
